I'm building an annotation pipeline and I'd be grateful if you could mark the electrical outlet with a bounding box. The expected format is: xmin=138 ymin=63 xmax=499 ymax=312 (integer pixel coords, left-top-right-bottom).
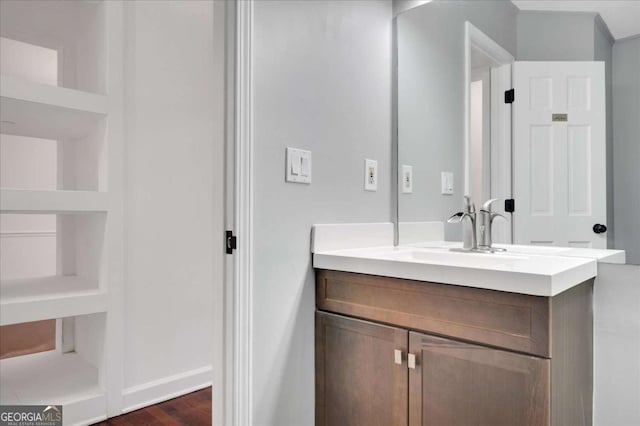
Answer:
xmin=364 ymin=159 xmax=378 ymax=191
xmin=402 ymin=165 xmax=413 ymax=193
xmin=441 ymin=171 xmax=453 ymax=195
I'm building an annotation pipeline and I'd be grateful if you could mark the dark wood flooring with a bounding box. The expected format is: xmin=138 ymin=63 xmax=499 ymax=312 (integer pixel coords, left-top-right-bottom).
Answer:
xmin=93 ymin=387 xmax=212 ymax=425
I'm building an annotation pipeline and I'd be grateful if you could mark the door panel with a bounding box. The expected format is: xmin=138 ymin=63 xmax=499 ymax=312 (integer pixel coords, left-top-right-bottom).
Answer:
xmin=409 ymin=332 xmax=549 ymax=426
xmin=513 ymin=61 xmax=606 ymax=248
xmin=316 ymin=311 xmax=408 ymax=426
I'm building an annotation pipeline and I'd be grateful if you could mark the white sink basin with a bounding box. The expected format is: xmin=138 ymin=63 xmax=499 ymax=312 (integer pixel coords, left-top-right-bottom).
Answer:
xmin=383 ymin=247 xmax=530 ymax=268
xmin=411 ymin=241 xmax=625 ymax=264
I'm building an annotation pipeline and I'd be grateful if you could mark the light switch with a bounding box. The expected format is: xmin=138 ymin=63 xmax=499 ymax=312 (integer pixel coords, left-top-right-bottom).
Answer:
xmin=364 ymin=159 xmax=378 ymax=191
xmin=300 ymin=155 xmax=310 ymax=177
xmin=291 ymin=152 xmax=301 ymax=175
xmin=441 ymin=172 xmax=453 ymax=195
xmin=286 ymin=147 xmax=311 ymax=184
xmin=402 ymin=165 xmax=413 ymax=194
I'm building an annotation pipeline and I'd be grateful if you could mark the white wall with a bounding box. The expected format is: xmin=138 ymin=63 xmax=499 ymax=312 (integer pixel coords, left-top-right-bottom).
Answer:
xmin=251 ymin=1 xmax=392 ymax=424
xmin=594 ymin=263 xmax=640 ymax=425
xmin=122 ymin=0 xmax=214 ymax=408
xmin=612 ymin=36 xmax=640 ymax=265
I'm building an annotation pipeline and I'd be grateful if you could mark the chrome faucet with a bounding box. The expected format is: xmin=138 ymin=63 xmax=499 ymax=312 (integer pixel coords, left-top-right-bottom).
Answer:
xmin=478 ymin=198 xmax=506 ymax=252
xmin=447 ymin=195 xmax=477 ymax=251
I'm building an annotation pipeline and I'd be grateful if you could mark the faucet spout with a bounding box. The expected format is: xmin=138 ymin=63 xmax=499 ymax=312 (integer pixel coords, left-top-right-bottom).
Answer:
xmin=447 ymin=196 xmax=477 ymax=250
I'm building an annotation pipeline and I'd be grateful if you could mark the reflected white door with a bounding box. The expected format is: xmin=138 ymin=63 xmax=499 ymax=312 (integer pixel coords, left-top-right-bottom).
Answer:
xmin=513 ymin=61 xmax=606 ymax=248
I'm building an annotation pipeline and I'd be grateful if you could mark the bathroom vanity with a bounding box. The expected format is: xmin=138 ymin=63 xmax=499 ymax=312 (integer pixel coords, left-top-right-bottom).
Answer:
xmin=311 ymin=223 xmax=615 ymax=426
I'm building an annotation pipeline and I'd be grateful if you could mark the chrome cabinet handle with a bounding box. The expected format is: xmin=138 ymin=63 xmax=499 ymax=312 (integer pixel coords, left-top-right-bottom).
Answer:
xmin=408 ymin=353 xmax=416 ymax=369
xmin=394 ymin=349 xmax=402 ymax=365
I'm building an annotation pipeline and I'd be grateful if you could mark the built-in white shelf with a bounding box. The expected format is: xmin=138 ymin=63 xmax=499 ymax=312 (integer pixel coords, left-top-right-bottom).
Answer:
xmin=0 ymin=189 xmax=108 ymax=213
xmin=0 ymin=351 xmax=106 ymax=424
xmin=0 ymin=75 xmax=107 ymax=140
xmin=0 ymin=276 xmax=106 ymax=326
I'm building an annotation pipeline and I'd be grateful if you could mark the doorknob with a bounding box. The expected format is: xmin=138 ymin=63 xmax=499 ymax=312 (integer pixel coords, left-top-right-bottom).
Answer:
xmin=593 ymin=224 xmax=607 ymax=234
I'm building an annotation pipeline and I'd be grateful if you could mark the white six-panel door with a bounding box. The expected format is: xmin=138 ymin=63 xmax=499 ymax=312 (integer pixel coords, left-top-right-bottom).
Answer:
xmin=513 ymin=61 xmax=606 ymax=248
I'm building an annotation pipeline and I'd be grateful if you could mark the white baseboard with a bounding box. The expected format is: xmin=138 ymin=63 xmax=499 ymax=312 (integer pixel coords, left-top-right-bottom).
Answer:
xmin=121 ymin=365 xmax=212 ymax=414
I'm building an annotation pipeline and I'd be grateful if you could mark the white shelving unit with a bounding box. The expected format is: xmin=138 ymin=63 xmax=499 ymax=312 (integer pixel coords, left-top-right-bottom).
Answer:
xmin=0 ymin=276 xmax=107 ymax=326
xmin=0 ymin=343 xmax=106 ymax=426
xmin=0 ymin=1 xmax=124 ymax=424
xmin=0 ymin=75 xmax=107 ymax=140
xmin=0 ymin=189 xmax=109 ymax=213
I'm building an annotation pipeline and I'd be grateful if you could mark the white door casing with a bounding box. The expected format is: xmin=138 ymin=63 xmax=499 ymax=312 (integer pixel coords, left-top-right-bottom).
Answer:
xmin=513 ymin=61 xmax=606 ymax=248
xmin=464 ymin=22 xmax=514 ymax=245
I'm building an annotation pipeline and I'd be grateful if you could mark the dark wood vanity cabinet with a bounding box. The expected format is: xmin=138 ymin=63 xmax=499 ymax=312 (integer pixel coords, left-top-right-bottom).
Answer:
xmin=316 ymin=312 xmax=408 ymax=426
xmin=315 ymin=269 xmax=593 ymax=426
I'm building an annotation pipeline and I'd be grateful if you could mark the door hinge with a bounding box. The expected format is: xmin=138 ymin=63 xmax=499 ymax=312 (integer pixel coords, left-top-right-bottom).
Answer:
xmin=226 ymin=230 xmax=237 ymax=254
xmin=505 ymin=88 xmax=515 ymax=104
xmin=505 ymin=199 xmax=515 ymax=213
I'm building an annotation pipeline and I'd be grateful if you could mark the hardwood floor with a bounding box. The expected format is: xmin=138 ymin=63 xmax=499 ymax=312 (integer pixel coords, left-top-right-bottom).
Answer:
xmin=94 ymin=387 xmax=212 ymax=425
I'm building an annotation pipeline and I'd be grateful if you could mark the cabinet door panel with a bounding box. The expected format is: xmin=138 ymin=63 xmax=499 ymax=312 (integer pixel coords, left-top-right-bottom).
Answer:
xmin=409 ymin=332 xmax=549 ymax=426
xmin=316 ymin=311 xmax=408 ymax=426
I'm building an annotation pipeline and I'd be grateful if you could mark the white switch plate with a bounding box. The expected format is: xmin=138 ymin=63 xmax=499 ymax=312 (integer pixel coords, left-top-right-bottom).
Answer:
xmin=441 ymin=171 xmax=453 ymax=195
xmin=402 ymin=165 xmax=413 ymax=193
xmin=286 ymin=147 xmax=311 ymax=184
xmin=364 ymin=159 xmax=378 ymax=191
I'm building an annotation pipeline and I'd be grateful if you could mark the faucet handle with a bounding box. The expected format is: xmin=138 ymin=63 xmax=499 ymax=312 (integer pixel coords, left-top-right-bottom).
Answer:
xmin=481 ymin=198 xmax=500 ymax=211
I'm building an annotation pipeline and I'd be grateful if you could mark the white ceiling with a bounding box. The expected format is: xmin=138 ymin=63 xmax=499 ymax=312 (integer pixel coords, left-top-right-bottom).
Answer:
xmin=512 ymin=1 xmax=640 ymax=40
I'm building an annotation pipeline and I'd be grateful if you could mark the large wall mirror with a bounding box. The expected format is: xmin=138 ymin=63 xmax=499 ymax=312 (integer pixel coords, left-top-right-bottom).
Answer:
xmin=396 ymin=0 xmax=639 ymax=265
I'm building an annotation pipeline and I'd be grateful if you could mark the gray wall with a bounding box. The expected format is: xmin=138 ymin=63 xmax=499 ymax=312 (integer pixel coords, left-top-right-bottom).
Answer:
xmin=393 ymin=0 xmax=431 ymax=16
xmin=397 ymin=0 xmax=518 ymax=239
xmin=252 ymin=1 xmax=393 ymax=424
xmin=613 ymin=36 xmax=640 ymax=265
xmin=517 ymin=11 xmax=596 ymax=60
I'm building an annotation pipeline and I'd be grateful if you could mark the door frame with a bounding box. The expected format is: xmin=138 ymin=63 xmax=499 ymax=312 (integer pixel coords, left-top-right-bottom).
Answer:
xmin=464 ymin=21 xmax=514 ymax=242
xmin=213 ymin=0 xmax=253 ymax=425
xmin=233 ymin=0 xmax=254 ymax=425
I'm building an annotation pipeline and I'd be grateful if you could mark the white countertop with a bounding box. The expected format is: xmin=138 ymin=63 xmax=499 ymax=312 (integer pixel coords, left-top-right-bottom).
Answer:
xmin=311 ymin=223 xmax=614 ymax=297
xmin=313 ymin=245 xmax=597 ymax=297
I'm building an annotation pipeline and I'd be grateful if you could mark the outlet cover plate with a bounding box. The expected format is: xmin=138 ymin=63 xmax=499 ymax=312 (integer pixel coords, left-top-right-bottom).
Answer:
xmin=286 ymin=147 xmax=311 ymax=184
xmin=365 ymin=159 xmax=378 ymax=191
xmin=441 ymin=171 xmax=453 ymax=195
xmin=402 ymin=165 xmax=413 ymax=193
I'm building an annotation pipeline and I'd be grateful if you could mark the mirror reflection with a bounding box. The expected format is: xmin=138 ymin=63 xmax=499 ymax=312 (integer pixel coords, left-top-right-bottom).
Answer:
xmin=396 ymin=0 xmax=639 ymax=264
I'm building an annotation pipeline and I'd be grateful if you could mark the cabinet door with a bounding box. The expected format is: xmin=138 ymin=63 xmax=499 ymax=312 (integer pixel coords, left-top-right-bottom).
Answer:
xmin=409 ymin=332 xmax=549 ymax=426
xmin=316 ymin=311 xmax=408 ymax=426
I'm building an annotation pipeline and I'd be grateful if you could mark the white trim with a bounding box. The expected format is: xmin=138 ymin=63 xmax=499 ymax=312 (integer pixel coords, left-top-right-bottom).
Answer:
xmin=490 ymin=64 xmax=513 ymax=243
xmin=104 ymin=0 xmax=125 ymax=417
xmin=463 ymin=21 xmax=514 ymax=197
xmin=121 ymin=366 xmax=213 ymax=414
xmin=212 ymin=1 xmax=235 ymax=425
xmin=0 ymin=232 xmax=56 ymax=238
xmin=235 ymin=1 xmax=253 ymax=425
